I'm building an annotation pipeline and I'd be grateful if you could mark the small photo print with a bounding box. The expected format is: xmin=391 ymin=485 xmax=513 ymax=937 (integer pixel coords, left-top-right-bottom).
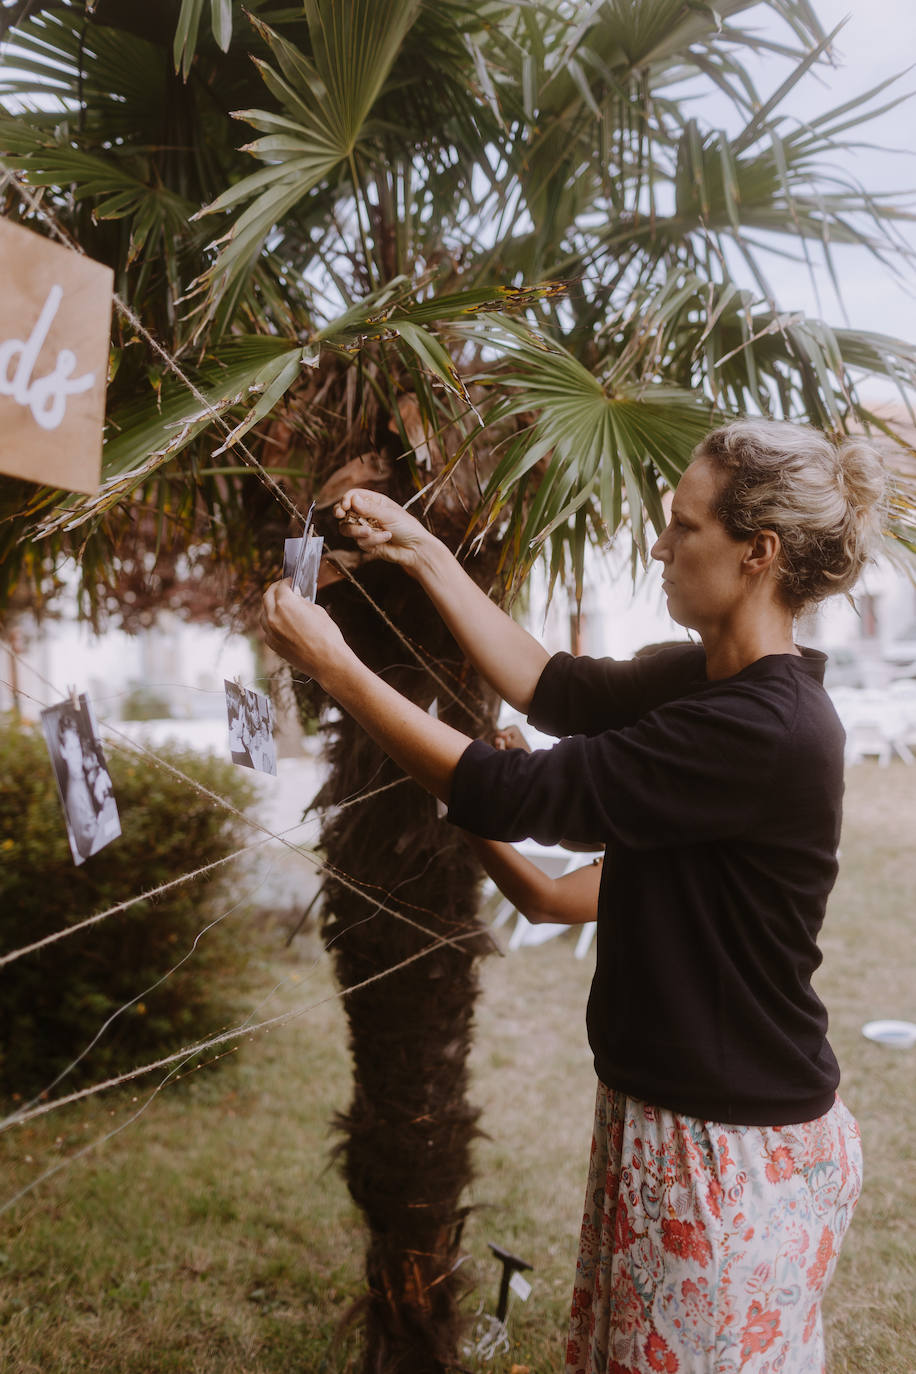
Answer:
xmin=291 ymin=532 xmax=323 ymax=601
xmin=283 ymin=504 xmax=323 ymax=601
xmin=283 ymin=537 xmax=302 ymax=581
xmin=40 ymin=693 xmax=121 ymax=866
xmin=225 ymin=681 xmax=277 ymax=776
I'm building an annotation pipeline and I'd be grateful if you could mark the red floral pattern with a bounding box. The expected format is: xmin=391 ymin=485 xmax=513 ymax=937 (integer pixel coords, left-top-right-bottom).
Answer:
xmin=740 ymin=1301 xmax=782 ymax=1356
xmin=805 ymin=1227 xmax=834 ymax=1289
xmin=645 ymin=1332 xmax=679 ymax=1370
xmin=764 ymin=1144 xmax=795 ymax=1183
xmin=660 ymin=1218 xmax=713 ymax=1266
xmin=566 ymin=1086 xmax=862 ymax=1373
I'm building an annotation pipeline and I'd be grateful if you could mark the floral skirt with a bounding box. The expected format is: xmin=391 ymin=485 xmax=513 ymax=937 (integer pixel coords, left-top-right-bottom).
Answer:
xmin=566 ymin=1083 xmax=862 ymax=1374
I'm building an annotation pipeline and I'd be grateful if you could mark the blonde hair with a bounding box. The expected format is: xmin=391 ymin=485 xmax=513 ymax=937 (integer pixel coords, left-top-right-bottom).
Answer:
xmin=697 ymin=420 xmax=888 ymax=611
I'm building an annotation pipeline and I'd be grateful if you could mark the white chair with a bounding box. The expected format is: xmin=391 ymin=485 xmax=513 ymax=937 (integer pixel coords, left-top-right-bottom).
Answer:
xmin=486 ymin=840 xmax=599 ymax=957
xmin=573 ymin=920 xmax=598 ymax=959
xmin=840 ymin=688 xmax=914 ymax=766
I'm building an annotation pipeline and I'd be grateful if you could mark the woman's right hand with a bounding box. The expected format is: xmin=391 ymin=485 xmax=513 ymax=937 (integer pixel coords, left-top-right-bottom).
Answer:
xmin=333 ymin=488 xmax=434 ymax=573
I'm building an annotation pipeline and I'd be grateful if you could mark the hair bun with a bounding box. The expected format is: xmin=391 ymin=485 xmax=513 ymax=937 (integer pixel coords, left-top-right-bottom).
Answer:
xmin=699 ymin=420 xmax=889 ymax=610
xmin=836 ymin=437 xmax=888 ymax=539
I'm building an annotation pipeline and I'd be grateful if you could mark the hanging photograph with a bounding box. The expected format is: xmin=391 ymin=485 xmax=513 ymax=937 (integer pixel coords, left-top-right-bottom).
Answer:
xmin=40 ymin=693 xmax=121 ymax=865
xmin=283 ymin=502 xmax=324 ymax=602
xmin=0 ymin=219 xmax=114 ymax=493
xmin=282 ymin=537 xmax=302 ymax=581
xmin=283 ymin=532 xmax=324 ymax=601
xmin=224 ymin=680 xmax=277 ymax=776
xmin=291 ymin=531 xmax=324 ymax=601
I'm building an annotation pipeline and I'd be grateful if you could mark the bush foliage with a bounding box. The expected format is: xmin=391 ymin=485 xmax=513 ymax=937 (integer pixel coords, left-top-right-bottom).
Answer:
xmin=0 ymin=716 xmax=257 ymax=1099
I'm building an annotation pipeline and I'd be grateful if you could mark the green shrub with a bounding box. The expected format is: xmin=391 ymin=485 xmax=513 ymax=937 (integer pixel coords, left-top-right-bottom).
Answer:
xmin=120 ymin=681 xmax=173 ymax=721
xmin=0 ymin=716 xmax=257 ymax=1100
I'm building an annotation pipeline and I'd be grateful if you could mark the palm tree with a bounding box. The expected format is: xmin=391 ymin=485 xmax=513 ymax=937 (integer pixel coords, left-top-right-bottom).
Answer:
xmin=2 ymin=1 xmax=916 ymax=1367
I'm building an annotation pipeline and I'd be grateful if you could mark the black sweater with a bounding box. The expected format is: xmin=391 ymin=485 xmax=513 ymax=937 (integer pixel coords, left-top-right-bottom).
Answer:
xmin=447 ymin=644 xmax=845 ymax=1125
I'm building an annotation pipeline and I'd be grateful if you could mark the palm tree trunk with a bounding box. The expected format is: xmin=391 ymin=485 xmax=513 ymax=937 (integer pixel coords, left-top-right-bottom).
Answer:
xmin=312 ymin=558 xmax=499 ymax=1372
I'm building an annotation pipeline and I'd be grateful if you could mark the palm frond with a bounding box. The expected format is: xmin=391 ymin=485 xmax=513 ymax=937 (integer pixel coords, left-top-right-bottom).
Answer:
xmin=191 ymin=0 xmax=423 ymax=317
xmin=458 ymin=316 xmax=717 ymax=579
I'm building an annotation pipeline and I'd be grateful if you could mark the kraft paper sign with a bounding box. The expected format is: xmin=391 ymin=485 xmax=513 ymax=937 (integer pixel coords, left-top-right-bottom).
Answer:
xmin=0 ymin=218 xmax=113 ymax=493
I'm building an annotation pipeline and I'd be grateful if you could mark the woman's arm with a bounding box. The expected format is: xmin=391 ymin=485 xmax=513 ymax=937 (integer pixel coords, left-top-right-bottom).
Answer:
xmin=261 ymin=580 xmax=470 ymax=800
xmin=468 ymin=835 xmax=602 ymax=925
xmin=333 ymin=489 xmax=550 ymax=713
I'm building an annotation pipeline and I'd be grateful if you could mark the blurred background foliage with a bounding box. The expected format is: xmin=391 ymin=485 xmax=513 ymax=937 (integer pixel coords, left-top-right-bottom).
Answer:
xmin=0 ymin=718 xmax=255 ymax=1099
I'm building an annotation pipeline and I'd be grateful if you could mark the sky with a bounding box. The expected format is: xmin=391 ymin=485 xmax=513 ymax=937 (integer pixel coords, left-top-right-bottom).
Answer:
xmin=697 ymin=0 xmax=916 ymax=343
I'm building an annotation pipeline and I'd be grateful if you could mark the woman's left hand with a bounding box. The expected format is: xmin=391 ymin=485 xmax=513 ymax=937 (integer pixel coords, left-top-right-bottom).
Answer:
xmin=261 ymin=580 xmax=350 ymax=682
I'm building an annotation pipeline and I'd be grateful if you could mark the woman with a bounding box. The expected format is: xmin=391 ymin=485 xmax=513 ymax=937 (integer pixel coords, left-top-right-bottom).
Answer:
xmin=262 ymin=419 xmax=886 ymax=1373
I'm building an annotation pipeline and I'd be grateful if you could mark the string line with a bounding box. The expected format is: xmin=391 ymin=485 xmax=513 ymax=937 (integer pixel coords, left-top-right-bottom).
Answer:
xmin=1 ymin=922 xmax=484 ymax=1138
xmin=3 ymin=867 xmax=272 ymax=1128
xmin=0 ymin=774 xmax=405 ymax=972
xmin=2 ymin=789 xmax=489 ymax=1168
xmin=103 ymin=721 xmax=478 ymax=951
xmin=0 ymin=686 xmax=492 ymax=1143
xmin=3 ymin=764 xmax=457 ymax=1127
xmin=0 ymin=1054 xmax=200 ymax=1220
xmin=2 ymin=660 xmax=484 ymax=959
xmin=2 ymin=171 xmax=491 ymax=727
xmin=0 ymin=822 xmax=470 ymax=1204
xmin=1 ymin=870 xmax=489 ymax=1215
xmin=3 ymin=643 xmax=486 ymax=936
xmin=0 ymin=179 xmax=503 ymax=1169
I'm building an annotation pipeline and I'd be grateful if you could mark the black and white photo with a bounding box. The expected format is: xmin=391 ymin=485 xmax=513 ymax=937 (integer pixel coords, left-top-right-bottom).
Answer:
xmin=283 ymin=503 xmax=323 ymax=602
xmin=290 ymin=531 xmax=323 ymax=601
xmin=224 ymin=680 xmax=277 ymax=776
xmin=282 ymin=536 xmax=302 ymax=582
xmin=40 ymin=693 xmax=121 ymax=865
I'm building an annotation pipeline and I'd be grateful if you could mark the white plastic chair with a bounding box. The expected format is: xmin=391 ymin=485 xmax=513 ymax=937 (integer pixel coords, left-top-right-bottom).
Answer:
xmin=840 ymin=688 xmax=914 ymax=766
xmin=486 ymin=839 xmax=598 ymax=957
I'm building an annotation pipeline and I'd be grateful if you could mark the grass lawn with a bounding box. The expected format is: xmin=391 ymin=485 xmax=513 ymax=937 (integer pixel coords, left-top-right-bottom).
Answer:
xmin=1 ymin=762 xmax=913 ymax=1372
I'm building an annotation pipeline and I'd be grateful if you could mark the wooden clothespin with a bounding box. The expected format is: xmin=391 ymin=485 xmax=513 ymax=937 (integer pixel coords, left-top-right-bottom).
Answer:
xmin=67 ymin=683 xmax=80 ymax=711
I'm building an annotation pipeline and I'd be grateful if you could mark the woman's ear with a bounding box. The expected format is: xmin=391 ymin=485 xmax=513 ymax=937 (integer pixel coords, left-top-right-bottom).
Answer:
xmin=742 ymin=528 xmax=781 ymax=578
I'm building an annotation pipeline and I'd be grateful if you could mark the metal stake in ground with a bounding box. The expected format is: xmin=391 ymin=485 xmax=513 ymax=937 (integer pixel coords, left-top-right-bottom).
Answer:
xmin=488 ymin=1241 xmax=533 ymax=1322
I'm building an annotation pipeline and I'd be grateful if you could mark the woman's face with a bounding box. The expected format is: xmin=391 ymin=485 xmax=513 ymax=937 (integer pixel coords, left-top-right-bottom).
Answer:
xmin=650 ymin=457 xmax=753 ymax=634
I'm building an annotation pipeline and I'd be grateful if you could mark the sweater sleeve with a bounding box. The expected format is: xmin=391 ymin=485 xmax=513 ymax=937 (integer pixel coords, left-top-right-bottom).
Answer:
xmin=528 ymin=645 xmax=706 ymax=737
xmin=449 ymin=679 xmax=792 ymax=849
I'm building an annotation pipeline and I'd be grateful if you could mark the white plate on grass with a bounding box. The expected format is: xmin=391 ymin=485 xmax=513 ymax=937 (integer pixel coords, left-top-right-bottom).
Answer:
xmin=861 ymin=1019 xmax=916 ymax=1049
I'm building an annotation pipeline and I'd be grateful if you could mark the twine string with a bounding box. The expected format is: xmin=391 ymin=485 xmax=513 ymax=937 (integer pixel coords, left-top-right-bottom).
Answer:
xmin=0 ymin=886 xmax=488 ymax=1216
xmin=5 ymin=870 xmax=271 ymax=1126
xmin=1 ymin=658 xmax=479 ymax=961
xmin=0 ymin=1053 xmax=199 ymax=1219
xmin=0 ymin=665 xmax=497 ymax=1126
xmin=1 ymin=920 xmax=484 ymax=1140
xmin=2 ymin=170 xmax=492 ymax=726
xmin=0 ymin=174 xmax=503 ymax=1194
xmin=1 ymin=755 xmax=464 ymax=1131
xmin=0 ymin=772 xmax=405 ymax=972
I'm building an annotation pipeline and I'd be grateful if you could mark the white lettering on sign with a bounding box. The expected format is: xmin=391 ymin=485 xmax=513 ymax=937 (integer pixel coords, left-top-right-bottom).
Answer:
xmin=0 ymin=284 xmax=96 ymax=431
